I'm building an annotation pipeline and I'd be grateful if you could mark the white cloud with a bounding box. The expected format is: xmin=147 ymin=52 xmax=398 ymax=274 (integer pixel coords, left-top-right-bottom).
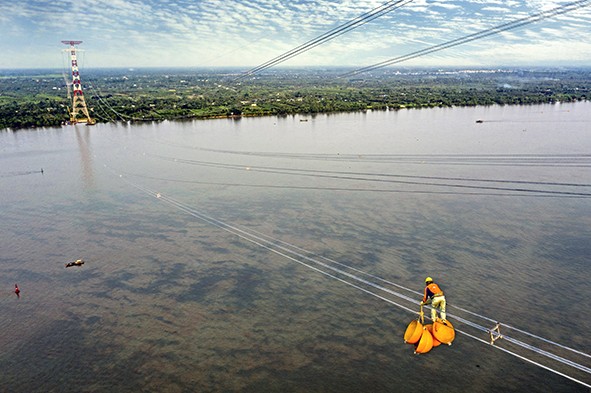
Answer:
xmin=481 ymin=6 xmax=512 ymax=12
xmin=0 ymin=0 xmax=589 ymax=68
xmin=432 ymin=2 xmax=463 ymax=10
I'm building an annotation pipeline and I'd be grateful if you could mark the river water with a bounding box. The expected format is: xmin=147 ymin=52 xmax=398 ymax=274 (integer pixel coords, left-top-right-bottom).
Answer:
xmin=1 ymin=102 xmax=590 ymax=392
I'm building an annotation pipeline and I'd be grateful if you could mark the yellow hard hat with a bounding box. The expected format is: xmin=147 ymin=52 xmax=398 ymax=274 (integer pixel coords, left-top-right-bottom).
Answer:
xmin=425 ymin=277 xmax=433 ymax=283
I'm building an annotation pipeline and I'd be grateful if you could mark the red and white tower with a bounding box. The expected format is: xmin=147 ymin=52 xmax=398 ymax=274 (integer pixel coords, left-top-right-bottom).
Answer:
xmin=61 ymin=40 xmax=95 ymax=125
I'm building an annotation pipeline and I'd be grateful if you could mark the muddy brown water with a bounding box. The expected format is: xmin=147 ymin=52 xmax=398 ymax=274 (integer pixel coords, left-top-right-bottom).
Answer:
xmin=1 ymin=103 xmax=590 ymax=392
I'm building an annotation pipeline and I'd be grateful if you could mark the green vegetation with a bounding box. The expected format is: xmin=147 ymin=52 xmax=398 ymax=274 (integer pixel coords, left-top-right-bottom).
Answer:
xmin=1 ymin=67 xmax=589 ymax=130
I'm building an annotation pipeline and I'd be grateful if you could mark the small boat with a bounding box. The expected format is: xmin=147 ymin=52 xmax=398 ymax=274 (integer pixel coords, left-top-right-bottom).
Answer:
xmin=65 ymin=259 xmax=85 ymax=268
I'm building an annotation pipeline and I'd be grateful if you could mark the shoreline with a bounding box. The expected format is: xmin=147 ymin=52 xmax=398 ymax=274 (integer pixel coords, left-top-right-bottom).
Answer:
xmin=5 ymin=99 xmax=588 ymax=132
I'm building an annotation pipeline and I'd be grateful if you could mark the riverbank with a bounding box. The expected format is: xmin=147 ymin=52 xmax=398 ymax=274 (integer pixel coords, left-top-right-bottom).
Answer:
xmin=1 ymin=67 xmax=589 ymax=131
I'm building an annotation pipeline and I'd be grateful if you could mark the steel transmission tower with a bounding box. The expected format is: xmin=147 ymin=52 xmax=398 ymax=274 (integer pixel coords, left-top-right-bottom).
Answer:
xmin=61 ymin=40 xmax=95 ymax=125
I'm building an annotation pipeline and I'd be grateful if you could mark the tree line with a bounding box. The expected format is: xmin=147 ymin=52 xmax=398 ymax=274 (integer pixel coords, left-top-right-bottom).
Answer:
xmin=1 ymin=67 xmax=589 ymax=130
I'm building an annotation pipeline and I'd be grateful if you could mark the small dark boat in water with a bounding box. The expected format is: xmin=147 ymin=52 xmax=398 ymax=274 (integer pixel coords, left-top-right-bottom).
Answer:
xmin=65 ymin=259 xmax=85 ymax=268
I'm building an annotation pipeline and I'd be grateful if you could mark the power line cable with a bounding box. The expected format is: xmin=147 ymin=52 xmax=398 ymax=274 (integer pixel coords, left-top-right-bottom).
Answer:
xmin=89 ymin=90 xmax=117 ymax=123
xmin=147 ymin=153 xmax=591 ymax=197
xmin=136 ymin=136 xmax=591 ymax=184
xmin=114 ymin=171 xmax=590 ymax=198
xmin=130 ymin=134 xmax=591 ymax=168
xmin=144 ymin=190 xmax=591 ymax=385
xmin=101 ymin=165 xmax=591 ymax=388
xmin=236 ymin=0 xmax=414 ymax=79
xmin=242 ymin=224 xmax=591 ymax=363
xmin=104 ymin=136 xmax=591 ymax=197
xmin=342 ymin=0 xmax=591 ymax=77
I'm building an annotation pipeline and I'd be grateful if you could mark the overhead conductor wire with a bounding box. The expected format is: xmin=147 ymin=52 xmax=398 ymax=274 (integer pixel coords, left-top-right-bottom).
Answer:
xmin=237 ymin=0 xmax=414 ymax=79
xmin=342 ymin=0 xmax=591 ymax=77
xmin=102 ymin=162 xmax=590 ymax=388
xmin=103 ymin=135 xmax=591 ymax=199
xmin=146 ymin=153 xmax=591 ymax=197
xmin=129 ymin=134 xmax=591 ymax=168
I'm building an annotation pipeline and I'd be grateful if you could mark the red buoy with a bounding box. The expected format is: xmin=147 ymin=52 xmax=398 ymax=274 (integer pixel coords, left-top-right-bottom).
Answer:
xmin=15 ymin=284 xmax=20 ymax=298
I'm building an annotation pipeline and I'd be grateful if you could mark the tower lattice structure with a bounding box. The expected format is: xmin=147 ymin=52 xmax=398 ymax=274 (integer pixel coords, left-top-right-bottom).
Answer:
xmin=62 ymin=40 xmax=95 ymax=125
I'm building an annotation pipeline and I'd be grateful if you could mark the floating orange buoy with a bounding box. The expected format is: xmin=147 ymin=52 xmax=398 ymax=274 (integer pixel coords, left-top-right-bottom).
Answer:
xmin=404 ymin=319 xmax=423 ymax=344
xmin=432 ymin=319 xmax=455 ymax=345
xmin=425 ymin=324 xmax=441 ymax=347
xmin=414 ymin=327 xmax=434 ymax=354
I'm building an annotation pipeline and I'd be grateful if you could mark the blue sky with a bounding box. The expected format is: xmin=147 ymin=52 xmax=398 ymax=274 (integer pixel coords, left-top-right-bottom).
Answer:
xmin=0 ymin=0 xmax=590 ymax=69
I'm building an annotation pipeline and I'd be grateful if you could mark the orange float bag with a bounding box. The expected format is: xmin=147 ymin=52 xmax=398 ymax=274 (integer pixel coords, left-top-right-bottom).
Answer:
xmin=404 ymin=319 xmax=423 ymax=344
xmin=425 ymin=324 xmax=441 ymax=347
xmin=404 ymin=304 xmax=426 ymax=344
xmin=432 ymin=319 xmax=455 ymax=345
xmin=404 ymin=305 xmax=433 ymax=354
xmin=414 ymin=327 xmax=434 ymax=354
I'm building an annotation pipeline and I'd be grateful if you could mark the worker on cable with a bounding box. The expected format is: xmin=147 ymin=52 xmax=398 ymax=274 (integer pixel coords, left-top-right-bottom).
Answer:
xmin=420 ymin=277 xmax=446 ymax=322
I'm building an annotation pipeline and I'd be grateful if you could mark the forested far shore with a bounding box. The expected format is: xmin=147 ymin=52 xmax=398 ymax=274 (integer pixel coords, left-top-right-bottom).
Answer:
xmin=1 ymin=67 xmax=589 ymax=130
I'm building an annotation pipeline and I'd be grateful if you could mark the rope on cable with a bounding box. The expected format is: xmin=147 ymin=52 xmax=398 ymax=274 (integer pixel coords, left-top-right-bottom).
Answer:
xmin=102 ymin=163 xmax=591 ymax=388
xmin=342 ymin=0 xmax=591 ymax=77
xmin=236 ymin=0 xmax=414 ymax=79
